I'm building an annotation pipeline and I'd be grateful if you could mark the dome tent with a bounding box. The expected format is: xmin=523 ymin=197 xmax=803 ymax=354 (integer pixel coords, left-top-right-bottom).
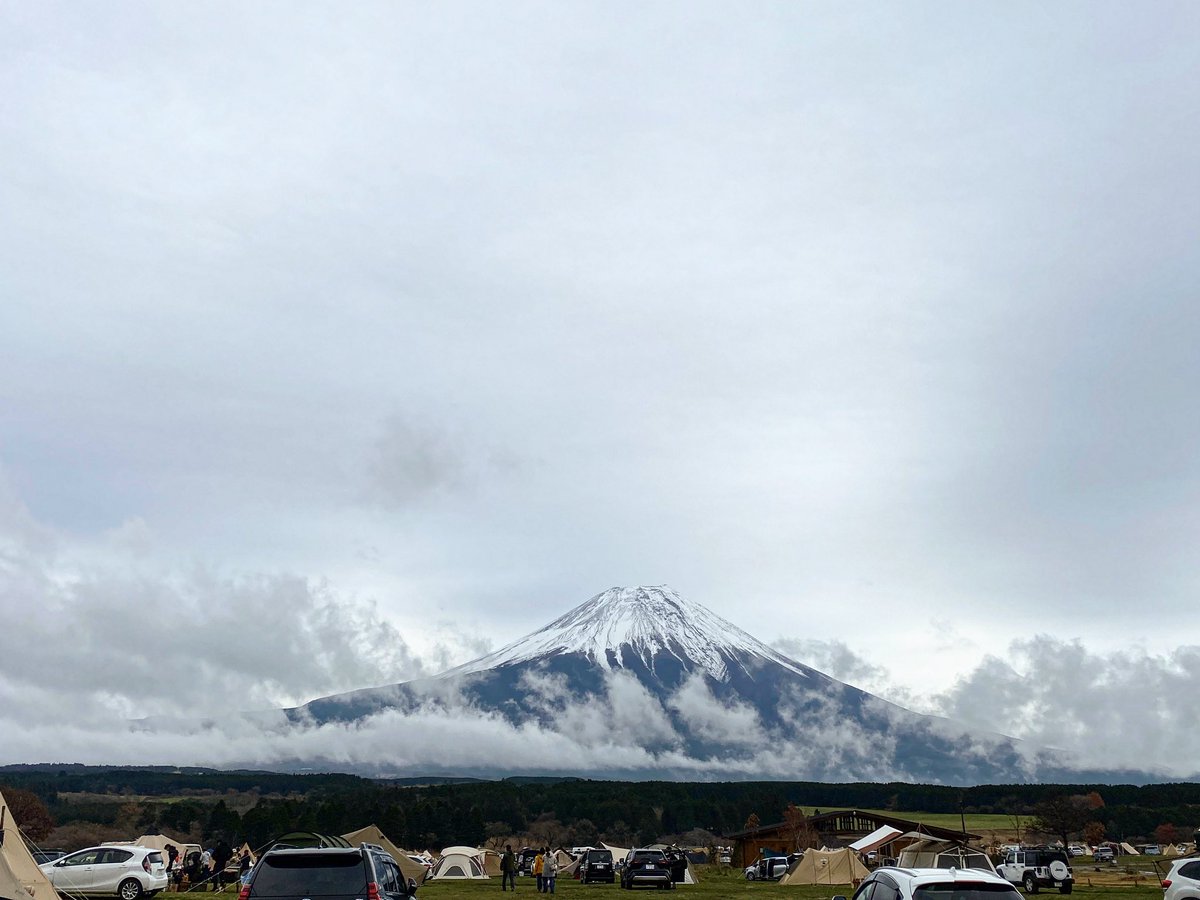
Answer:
xmin=429 ymin=849 xmax=488 ymax=880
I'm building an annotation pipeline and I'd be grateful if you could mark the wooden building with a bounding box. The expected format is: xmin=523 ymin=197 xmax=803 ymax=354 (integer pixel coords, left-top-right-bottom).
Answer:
xmin=726 ymin=809 xmax=980 ymax=869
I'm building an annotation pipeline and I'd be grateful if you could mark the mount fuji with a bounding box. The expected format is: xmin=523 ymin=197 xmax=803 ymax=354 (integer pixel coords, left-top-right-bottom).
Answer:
xmin=288 ymin=586 xmax=1047 ymax=783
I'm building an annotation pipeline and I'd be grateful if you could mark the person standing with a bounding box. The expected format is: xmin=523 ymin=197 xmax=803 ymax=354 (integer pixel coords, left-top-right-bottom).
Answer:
xmin=501 ymin=845 xmax=517 ymax=892
xmin=211 ymin=841 xmax=233 ymax=891
xmin=532 ymin=849 xmax=544 ymax=893
xmin=543 ymin=851 xmax=558 ymax=895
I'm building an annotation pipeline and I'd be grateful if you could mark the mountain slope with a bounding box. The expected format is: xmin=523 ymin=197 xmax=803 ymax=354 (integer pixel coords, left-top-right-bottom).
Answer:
xmin=290 ymin=585 xmax=1045 ymax=783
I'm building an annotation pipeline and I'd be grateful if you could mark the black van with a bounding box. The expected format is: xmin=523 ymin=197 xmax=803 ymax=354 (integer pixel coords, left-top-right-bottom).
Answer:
xmin=241 ymin=847 xmax=416 ymax=900
xmin=581 ymin=849 xmax=614 ymax=884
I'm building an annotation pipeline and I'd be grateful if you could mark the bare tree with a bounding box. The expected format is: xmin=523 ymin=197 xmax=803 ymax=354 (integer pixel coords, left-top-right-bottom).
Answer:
xmin=782 ymin=804 xmax=818 ymax=851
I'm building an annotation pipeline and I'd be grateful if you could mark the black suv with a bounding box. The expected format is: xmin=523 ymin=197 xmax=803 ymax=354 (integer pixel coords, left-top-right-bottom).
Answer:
xmin=582 ymin=849 xmax=615 ymax=884
xmin=620 ymin=850 xmax=673 ymax=890
xmin=240 ymin=846 xmax=417 ymax=900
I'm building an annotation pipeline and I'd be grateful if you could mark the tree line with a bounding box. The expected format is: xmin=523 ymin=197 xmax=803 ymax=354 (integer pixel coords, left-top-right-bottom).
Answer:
xmin=2 ymin=767 xmax=1198 ymax=852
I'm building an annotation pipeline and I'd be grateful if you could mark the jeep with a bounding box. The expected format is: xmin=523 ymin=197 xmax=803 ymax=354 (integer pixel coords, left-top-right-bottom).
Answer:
xmin=998 ymin=848 xmax=1073 ymax=894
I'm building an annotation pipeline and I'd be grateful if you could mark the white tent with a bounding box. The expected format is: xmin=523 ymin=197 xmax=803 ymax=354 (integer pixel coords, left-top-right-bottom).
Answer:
xmin=1120 ymin=843 xmax=1140 ymax=856
xmin=0 ymin=790 xmax=58 ymax=900
xmin=428 ymin=851 xmax=488 ymax=880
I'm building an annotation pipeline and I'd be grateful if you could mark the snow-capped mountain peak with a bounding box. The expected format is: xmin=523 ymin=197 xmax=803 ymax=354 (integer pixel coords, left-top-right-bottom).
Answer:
xmin=441 ymin=585 xmax=812 ymax=682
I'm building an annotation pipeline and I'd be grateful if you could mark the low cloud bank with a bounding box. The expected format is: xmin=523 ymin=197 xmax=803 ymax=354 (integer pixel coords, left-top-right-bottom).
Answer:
xmin=1 ymin=474 xmax=1194 ymax=780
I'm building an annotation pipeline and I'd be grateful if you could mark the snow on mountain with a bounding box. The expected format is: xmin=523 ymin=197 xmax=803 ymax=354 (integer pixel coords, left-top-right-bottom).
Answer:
xmin=440 ymin=584 xmax=814 ymax=682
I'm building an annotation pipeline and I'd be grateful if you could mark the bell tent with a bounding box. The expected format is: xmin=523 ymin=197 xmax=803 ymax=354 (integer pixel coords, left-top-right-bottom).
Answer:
xmin=0 ymin=789 xmax=59 ymax=900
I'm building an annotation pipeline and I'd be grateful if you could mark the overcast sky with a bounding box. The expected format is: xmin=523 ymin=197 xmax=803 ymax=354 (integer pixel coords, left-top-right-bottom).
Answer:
xmin=2 ymin=1 xmax=1199 ymax=778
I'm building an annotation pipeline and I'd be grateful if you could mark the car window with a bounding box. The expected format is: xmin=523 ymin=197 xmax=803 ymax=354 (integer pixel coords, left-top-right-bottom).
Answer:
xmin=64 ymin=851 xmax=102 ymax=867
xmin=852 ymin=881 xmax=876 ymax=900
xmin=251 ymin=854 xmax=367 ymax=897
xmin=97 ymin=850 xmax=133 ymax=865
xmin=1178 ymin=862 xmax=1200 ymax=879
xmin=915 ymin=883 xmax=1024 ymax=900
xmin=872 ymin=882 xmax=900 ymax=900
xmin=587 ymin=851 xmax=611 ymax=862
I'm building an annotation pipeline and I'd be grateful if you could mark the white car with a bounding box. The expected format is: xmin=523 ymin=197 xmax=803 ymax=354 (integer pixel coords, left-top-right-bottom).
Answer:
xmin=1162 ymin=857 xmax=1200 ymax=900
xmin=40 ymin=846 xmax=169 ymax=900
xmin=844 ymin=866 xmax=1024 ymax=900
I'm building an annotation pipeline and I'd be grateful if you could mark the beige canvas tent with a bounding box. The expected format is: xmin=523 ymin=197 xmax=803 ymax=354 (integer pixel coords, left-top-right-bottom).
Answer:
xmin=0 ymin=790 xmax=59 ymax=900
xmin=779 ymin=848 xmax=869 ymax=886
xmin=896 ymin=840 xmax=994 ymax=872
xmin=478 ymin=850 xmax=502 ymax=877
xmin=342 ymin=826 xmax=427 ymax=884
xmin=1120 ymin=843 xmax=1140 ymax=856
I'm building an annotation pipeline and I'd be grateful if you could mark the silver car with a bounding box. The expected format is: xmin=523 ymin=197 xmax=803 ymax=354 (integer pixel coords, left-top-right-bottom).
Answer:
xmin=40 ymin=846 xmax=169 ymax=900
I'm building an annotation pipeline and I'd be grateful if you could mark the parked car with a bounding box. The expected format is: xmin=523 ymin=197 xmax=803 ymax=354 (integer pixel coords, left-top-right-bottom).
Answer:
xmin=1067 ymin=846 xmax=1085 ymax=858
xmin=1162 ymin=856 xmax=1200 ymax=900
xmin=1093 ymin=847 xmax=1116 ymax=863
xmin=844 ymin=866 xmax=1024 ymax=900
xmin=744 ymin=856 xmax=792 ymax=881
xmin=581 ymin=849 xmax=615 ymax=884
xmin=40 ymin=846 xmax=169 ymax=900
xmin=239 ymin=845 xmax=416 ymax=900
xmin=620 ymin=849 xmax=673 ymax=890
xmin=516 ymin=848 xmax=537 ymax=877
xmin=997 ymin=848 xmax=1073 ymax=894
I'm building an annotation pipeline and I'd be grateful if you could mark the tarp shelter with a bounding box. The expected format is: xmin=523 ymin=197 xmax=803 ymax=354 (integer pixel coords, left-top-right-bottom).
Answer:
xmin=114 ymin=833 xmax=202 ymax=863
xmin=1120 ymin=843 xmax=1140 ymax=856
xmin=602 ymin=844 xmax=630 ymax=864
xmin=553 ymin=850 xmax=574 ymax=868
xmin=0 ymin=789 xmax=58 ymax=900
xmin=779 ymin=848 xmax=869 ymax=886
xmin=896 ymin=840 xmax=995 ymax=872
xmin=428 ymin=851 xmax=488 ymax=880
xmin=850 ymin=826 xmax=904 ymax=856
xmin=342 ymin=826 xmax=427 ymax=884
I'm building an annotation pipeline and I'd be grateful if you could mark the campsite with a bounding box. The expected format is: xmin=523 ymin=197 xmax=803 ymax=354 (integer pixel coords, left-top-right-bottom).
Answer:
xmin=2 ymin=773 xmax=1196 ymax=900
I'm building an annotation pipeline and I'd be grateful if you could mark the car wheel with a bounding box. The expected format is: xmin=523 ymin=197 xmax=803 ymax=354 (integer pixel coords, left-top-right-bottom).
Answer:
xmin=1024 ymin=874 xmax=1038 ymax=895
xmin=118 ymin=879 xmax=144 ymax=900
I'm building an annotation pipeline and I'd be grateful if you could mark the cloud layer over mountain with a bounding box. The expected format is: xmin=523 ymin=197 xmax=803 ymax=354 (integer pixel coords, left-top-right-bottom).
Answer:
xmin=2 ymin=477 xmax=1196 ymax=781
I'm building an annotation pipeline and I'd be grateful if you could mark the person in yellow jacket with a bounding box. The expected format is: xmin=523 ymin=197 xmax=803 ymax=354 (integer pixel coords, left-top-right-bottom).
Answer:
xmin=533 ymin=850 xmax=544 ymax=893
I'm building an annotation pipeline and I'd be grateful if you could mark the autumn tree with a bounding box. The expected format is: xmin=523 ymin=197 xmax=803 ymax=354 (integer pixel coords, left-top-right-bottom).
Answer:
xmin=744 ymin=813 xmax=761 ymax=833
xmin=2 ymin=787 xmax=54 ymax=841
xmin=1155 ymin=824 xmax=1178 ymax=846
xmin=1031 ymin=795 xmax=1092 ymax=848
xmin=1084 ymin=821 xmax=1106 ymax=846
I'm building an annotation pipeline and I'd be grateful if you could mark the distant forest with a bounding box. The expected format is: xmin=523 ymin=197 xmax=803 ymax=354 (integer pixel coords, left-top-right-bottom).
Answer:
xmin=3 ymin=765 xmax=1198 ymax=851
